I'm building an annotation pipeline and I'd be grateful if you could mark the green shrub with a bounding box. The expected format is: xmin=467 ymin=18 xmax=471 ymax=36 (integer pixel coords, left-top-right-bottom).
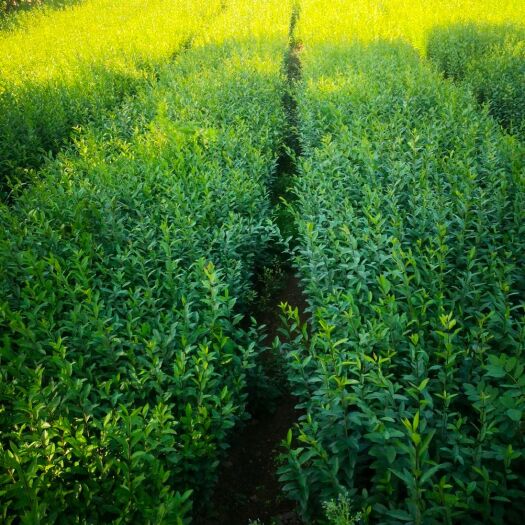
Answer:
xmin=0 ymin=3 xmax=290 ymax=519
xmin=0 ymin=0 xmax=222 ymax=197
xmin=428 ymin=23 xmax=525 ymax=134
xmin=279 ymin=41 xmax=525 ymax=524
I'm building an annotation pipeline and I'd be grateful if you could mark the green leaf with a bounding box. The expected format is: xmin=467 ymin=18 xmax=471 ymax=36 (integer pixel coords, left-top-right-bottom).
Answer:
xmin=506 ymin=409 xmax=522 ymax=422
xmin=413 ymin=411 xmax=420 ymax=432
xmin=418 ymin=378 xmax=429 ymax=391
xmin=386 ymin=509 xmax=412 ymax=521
xmin=385 ymin=446 xmax=397 ymax=464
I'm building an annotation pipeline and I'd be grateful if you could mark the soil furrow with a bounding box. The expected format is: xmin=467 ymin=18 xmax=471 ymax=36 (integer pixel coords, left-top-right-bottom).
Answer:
xmin=195 ymin=5 xmax=305 ymax=524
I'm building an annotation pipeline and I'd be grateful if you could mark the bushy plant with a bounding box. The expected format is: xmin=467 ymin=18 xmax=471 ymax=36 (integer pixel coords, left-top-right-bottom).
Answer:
xmin=279 ymin=39 xmax=525 ymax=524
xmin=428 ymin=23 xmax=525 ymax=134
xmin=295 ymin=0 xmax=524 ymax=53
xmin=0 ymin=0 xmax=292 ymax=520
xmin=0 ymin=0 xmax=223 ymax=197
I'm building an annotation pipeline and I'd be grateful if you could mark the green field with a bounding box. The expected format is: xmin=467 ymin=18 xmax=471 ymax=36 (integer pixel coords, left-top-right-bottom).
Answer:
xmin=1 ymin=0 xmax=524 ymax=524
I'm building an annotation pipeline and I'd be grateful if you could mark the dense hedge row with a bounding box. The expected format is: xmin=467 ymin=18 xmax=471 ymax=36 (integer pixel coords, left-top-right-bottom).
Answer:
xmin=428 ymin=23 xmax=525 ymax=135
xmin=279 ymin=41 xmax=525 ymax=524
xmin=0 ymin=0 xmax=222 ymax=197
xmin=0 ymin=1 xmax=291 ymax=520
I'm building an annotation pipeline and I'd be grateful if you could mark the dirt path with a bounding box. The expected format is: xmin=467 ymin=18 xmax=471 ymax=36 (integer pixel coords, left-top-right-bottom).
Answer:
xmin=195 ymin=7 xmax=304 ymax=524
xmin=194 ymin=273 xmax=307 ymax=525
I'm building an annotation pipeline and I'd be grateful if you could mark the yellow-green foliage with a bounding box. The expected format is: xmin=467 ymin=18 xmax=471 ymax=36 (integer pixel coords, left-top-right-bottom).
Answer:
xmin=196 ymin=0 xmax=291 ymax=44
xmin=296 ymin=0 xmax=525 ymax=135
xmin=0 ymin=0 xmax=218 ymax=85
xmin=0 ymin=0 xmax=221 ymax=193
xmin=297 ymin=0 xmax=525 ymax=52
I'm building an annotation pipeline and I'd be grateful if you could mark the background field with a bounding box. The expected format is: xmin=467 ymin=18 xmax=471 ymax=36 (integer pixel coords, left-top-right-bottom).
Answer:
xmin=0 ymin=0 xmax=221 ymax=196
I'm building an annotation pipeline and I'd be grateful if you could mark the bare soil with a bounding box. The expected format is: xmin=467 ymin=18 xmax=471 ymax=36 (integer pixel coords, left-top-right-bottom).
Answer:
xmin=195 ymin=13 xmax=306 ymax=523
xmin=195 ymin=273 xmax=307 ymax=525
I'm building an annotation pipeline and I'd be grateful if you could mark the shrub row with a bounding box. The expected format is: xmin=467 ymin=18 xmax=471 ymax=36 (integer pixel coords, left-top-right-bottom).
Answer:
xmin=0 ymin=0 xmax=291 ymax=521
xmin=279 ymin=41 xmax=525 ymax=524
xmin=428 ymin=23 xmax=525 ymax=135
xmin=0 ymin=0 xmax=222 ymax=197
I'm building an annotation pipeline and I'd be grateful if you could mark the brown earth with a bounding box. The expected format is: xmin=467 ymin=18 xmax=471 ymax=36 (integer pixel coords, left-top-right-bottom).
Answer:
xmin=195 ymin=273 xmax=307 ymax=525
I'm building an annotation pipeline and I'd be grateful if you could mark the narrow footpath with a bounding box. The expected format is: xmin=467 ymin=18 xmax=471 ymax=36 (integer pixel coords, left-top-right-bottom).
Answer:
xmin=196 ymin=271 xmax=307 ymax=525
xmin=195 ymin=6 xmax=305 ymax=525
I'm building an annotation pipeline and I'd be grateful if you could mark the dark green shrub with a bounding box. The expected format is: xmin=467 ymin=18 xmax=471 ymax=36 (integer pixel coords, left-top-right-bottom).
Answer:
xmin=0 ymin=38 xmax=287 ymax=523
xmin=279 ymin=41 xmax=525 ymax=524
